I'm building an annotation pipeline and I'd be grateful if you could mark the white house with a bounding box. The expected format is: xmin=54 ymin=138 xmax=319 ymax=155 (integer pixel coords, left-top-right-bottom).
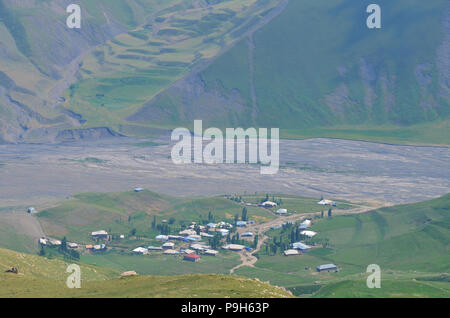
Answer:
xmin=91 ymin=230 xmax=108 ymax=240
xmin=39 ymin=238 xmax=48 ymax=245
xmin=284 ymin=249 xmax=299 ymax=256
xmin=179 ymin=229 xmax=197 ymax=237
xmin=242 ymin=232 xmax=253 ymax=237
xmin=27 ymin=207 xmax=37 ymax=214
xmin=292 ymin=242 xmax=312 ymax=252
xmin=163 ymin=249 xmax=179 ymax=255
xmin=204 ymin=249 xmax=219 ymax=256
xmin=133 ymin=247 xmax=148 ymax=255
xmin=299 ymin=219 xmax=312 ymax=229
xmin=162 ymin=242 xmax=175 ymax=249
xmin=68 ymin=242 xmax=78 ymax=249
xmin=148 ymin=246 xmax=163 ymax=251
xmin=191 ymin=243 xmax=207 ymax=251
xmin=261 ymin=201 xmax=277 ymax=208
xmin=155 ymin=235 xmax=169 ymax=241
xmin=318 ymin=199 xmax=333 ymax=206
xmin=223 ymin=244 xmax=246 ymax=251
xmin=49 ymin=239 xmax=61 ymax=246
xmin=301 ymin=230 xmax=317 ymax=238
xmin=276 ymin=208 xmax=287 ymax=215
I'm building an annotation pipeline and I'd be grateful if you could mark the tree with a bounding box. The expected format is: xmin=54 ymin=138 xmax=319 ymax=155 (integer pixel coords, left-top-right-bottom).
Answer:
xmin=242 ymin=207 xmax=248 ymax=221
xmin=60 ymin=237 xmax=67 ymax=252
xmin=234 ymin=213 xmax=239 ymax=223
xmin=328 ymin=208 xmax=332 ymax=218
xmin=169 ymin=217 xmax=176 ymax=225
xmin=152 ymin=216 xmax=157 ymax=229
xmin=39 ymin=245 xmax=45 ymax=256
xmin=253 ymin=235 xmax=259 ymax=248
xmin=130 ymin=228 xmax=137 ymax=236
xmin=321 ymin=211 xmax=324 ymax=218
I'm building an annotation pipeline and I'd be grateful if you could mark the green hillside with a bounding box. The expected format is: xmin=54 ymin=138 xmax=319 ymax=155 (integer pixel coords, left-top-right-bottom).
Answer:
xmin=35 ymin=190 xmax=275 ymax=245
xmin=0 ymin=248 xmax=292 ymax=297
xmin=133 ymin=0 xmax=450 ymax=144
xmin=1 ymin=1 xmax=448 ymax=144
xmin=236 ymin=194 xmax=450 ymax=297
xmin=0 ymin=0 xmax=281 ymax=142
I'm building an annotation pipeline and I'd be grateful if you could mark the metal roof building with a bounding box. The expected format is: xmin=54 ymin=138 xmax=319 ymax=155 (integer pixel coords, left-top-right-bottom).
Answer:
xmin=292 ymin=242 xmax=312 ymax=252
xmin=276 ymin=208 xmax=287 ymax=215
xmin=184 ymin=253 xmax=200 ymax=262
xmin=316 ymin=264 xmax=338 ymax=272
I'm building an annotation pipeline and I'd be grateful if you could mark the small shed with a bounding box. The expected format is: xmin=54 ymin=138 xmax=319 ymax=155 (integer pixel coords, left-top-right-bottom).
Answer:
xmin=276 ymin=208 xmax=287 ymax=215
xmin=162 ymin=242 xmax=175 ymax=249
xmin=317 ymin=264 xmax=338 ymax=272
xmin=91 ymin=230 xmax=108 ymax=240
xmin=27 ymin=207 xmax=37 ymax=214
xmin=284 ymin=249 xmax=299 ymax=256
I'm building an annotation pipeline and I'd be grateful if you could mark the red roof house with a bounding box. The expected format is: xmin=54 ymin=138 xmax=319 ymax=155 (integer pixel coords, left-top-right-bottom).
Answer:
xmin=184 ymin=253 xmax=200 ymax=262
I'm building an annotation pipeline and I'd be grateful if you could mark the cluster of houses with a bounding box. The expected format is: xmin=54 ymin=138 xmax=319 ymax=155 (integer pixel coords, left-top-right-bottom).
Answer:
xmin=39 ymin=237 xmax=79 ymax=249
xmin=130 ymin=222 xmax=232 ymax=261
xmin=283 ymin=219 xmax=318 ymax=256
xmin=39 ymin=230 xmax=114 ymax=253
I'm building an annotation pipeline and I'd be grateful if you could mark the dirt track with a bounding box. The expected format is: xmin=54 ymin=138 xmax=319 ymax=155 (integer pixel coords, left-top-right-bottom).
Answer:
xmin=229 ymin=203 xmax=388 ymax=274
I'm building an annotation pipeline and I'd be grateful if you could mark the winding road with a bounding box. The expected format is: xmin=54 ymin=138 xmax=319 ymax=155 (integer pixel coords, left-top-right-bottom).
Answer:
xmin=229 ymin=203 xmax=386 ymax=274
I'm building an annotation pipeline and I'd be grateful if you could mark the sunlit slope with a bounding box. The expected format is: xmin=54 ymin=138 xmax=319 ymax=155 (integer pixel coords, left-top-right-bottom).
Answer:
xmin=133 ymin=0 xmax=450 ymax=143
xmin=0 ymin=248 xmax=292 ymax=298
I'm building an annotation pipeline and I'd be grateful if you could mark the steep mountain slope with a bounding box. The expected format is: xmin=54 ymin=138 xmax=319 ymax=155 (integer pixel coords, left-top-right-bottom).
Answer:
xmin=0 ymin=0 xmax=282 ymax=142
xmin=1 ymin=0 xmax=449 ymax=143
xmin=0 ymin=0 xmax=169 ymax=142
xmin=130 ymin=0 xmax=450 ymax=141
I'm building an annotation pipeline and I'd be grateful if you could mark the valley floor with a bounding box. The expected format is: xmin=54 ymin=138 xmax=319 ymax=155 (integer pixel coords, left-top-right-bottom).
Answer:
xmin=0 ymin=137 xmax=449 ymax=208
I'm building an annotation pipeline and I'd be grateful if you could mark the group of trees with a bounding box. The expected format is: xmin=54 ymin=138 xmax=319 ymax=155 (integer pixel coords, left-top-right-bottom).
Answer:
xmin=320 ymin=209 xmax=333 ymax=218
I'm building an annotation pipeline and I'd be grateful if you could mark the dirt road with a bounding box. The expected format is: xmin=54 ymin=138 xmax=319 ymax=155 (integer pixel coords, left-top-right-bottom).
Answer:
xmin=229 ymin=203 xmax=386 ymax=274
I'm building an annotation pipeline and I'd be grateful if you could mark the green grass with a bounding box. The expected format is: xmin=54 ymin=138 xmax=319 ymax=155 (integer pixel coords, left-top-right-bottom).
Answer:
xmin=80 ymin=249 xmax=241 ymax=276
xmin=63 ymin=0 xmax=280 ymax=131
xmin=239 ymin=193 xmax=355 ymax=213
xmin=281 ymin=121 xmax=450 ymax=146
xmin=0 ymin=247 xmax=292 ymax=298
xmin=186 ymin=0 xmax=450 ymax=143
xmin=35 ymin=190 xmax=274 ymax=245
xmin=236 ymin=194 xmax=450 ymax=297
xmin=0 ymin=223 xmax=36 ymax=254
